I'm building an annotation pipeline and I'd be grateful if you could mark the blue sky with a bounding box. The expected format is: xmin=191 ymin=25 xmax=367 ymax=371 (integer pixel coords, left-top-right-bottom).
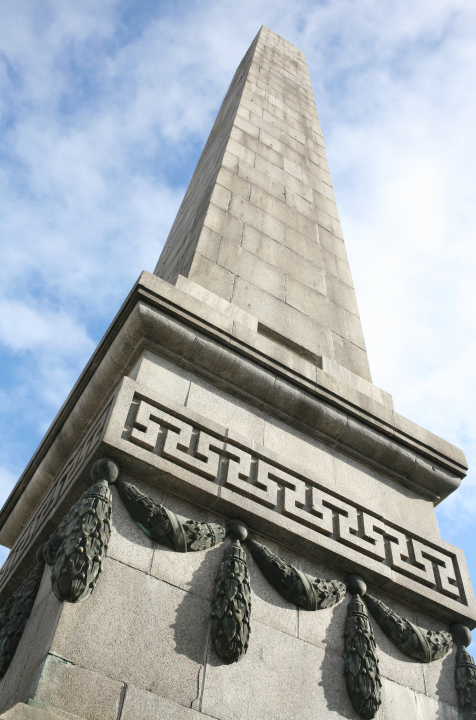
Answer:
xmin=1 ymin=0 xmax=476 ymax=624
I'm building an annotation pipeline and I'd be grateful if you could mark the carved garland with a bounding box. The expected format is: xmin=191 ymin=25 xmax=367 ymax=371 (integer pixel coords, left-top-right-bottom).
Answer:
xmin=0 ymin=459 xmax=474 ymax=720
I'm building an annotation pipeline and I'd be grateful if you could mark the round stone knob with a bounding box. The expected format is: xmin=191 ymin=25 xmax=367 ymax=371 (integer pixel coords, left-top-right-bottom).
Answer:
xmin=227 ymin=519 xmax=248 ymax=542
xmin=91 ymin=458 xmax=120 ymax=484
xmin=450 ymin=623 xmax=472 ymax=648
xmin=346 ymin=574 xmax=367 ymax=596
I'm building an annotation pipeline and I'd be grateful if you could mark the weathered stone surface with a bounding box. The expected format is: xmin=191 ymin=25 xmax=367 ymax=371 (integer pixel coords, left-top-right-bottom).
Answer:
xmin=0 ymin=567 xmax=62 ymax=714
xmin=201 ymin=618 xmax=356 ymax=720
xmin=49 ymin=558 xmax=209 ymax=709
xmin=120 ymin=685 xmax=204 ymax=720
xmin=0 ymin=701 xmax=78 ymax=720
xmin=33 ymin=655 xmax=122 ymax=720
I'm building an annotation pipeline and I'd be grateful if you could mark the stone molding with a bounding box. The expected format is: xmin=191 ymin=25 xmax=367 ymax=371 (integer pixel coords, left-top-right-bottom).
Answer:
xmin=0 ymin=273 xmax=466 ymax=549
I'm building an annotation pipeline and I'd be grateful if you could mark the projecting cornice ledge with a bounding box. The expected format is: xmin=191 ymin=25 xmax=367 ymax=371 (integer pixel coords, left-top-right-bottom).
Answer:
xmin=0 ymin=272 xmax=466 ymax=548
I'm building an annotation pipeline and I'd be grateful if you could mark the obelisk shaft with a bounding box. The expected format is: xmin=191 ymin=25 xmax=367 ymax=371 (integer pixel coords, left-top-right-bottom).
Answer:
xmin=155 ymin=27 xmax=371 ymax=381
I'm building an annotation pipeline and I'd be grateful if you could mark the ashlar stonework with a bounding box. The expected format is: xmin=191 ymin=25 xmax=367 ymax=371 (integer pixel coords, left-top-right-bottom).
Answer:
xmin=0 ymin=25 xmax=473 ymax=720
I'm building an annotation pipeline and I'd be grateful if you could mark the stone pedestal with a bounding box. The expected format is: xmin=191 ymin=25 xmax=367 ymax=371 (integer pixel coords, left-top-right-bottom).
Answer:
xmin=0 ymin=26 xmax=473 ymax=720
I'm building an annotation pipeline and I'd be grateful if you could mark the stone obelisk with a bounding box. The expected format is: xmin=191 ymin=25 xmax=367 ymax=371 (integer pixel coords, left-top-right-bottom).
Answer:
xmin=0 ymin=26 xmax=474 ymax=720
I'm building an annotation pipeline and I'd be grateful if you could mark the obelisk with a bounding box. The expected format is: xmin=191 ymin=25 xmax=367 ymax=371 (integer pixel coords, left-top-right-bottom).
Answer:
xmin=0 ymin=26 xmax=473 ymax=720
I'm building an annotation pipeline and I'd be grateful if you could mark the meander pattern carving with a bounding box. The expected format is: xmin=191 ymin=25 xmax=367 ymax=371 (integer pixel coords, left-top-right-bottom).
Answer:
xmin=126 ymin=397 xmax=461 ymax=603
xmin=0 ymin=457 xmax=474 ymax=719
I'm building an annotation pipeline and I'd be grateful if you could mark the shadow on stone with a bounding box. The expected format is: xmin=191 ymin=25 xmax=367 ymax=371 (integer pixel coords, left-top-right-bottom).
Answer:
xmin=169 ymin=542 xmax=222 ymax=666
xmin=319 ymin=594 xmax=358 ymax=719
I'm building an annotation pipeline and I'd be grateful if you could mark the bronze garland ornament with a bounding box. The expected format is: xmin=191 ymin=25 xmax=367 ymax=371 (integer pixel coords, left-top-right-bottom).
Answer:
xmin=364 ymin=593 xmax=452 ymax=663
xmin=451 ymin=623 xmax=476 ymax=719
xmin=210 ymin=520 xmax=251 ymax=663
xmin=344 ymin=576 xmax=382 ymax=720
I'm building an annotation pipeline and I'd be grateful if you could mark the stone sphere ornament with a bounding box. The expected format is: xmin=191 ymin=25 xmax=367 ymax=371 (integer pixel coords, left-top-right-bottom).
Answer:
xmin=91 ymin=458 xmax=120 ymax=485
xmin=226 ymin=519 xmax=248 ymax=542
xmin=346 ymin=574 xmax=367 ymax=596
xmin=450 ymin=623 xmax=472 ymax=647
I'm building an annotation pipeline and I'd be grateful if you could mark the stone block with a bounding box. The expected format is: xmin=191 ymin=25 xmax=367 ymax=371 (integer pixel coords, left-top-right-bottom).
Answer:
xmin=201 ymin=619 xmax=357 ymax=720
xmin=230 ymin=126 xmax=285 ymax=170
xmin=414 ymin=694 xmax=458 ymax=719
xmin=332 ymin=333 xmax=372 ymax=382
xmin=120 ymin=685 xmax=203 ymax=720
xmin=231 ymin=277 xmax=334 ymax=360
xmin=241 ymin=226 xmax=285 ymax=266
xmin=233 ymin=113 xmax=260 ymax=139
xmin=226 ymin=136 xmax=256 ymax=167
xmin=130 ymin=350 xmax=191 ymax=404
xmin=235 ymin=158 xmax=286 ymax=204
xmin=283 ymin=155 xmax=303 ymax=180
xmin=228 ymin=194 xmax=286 ymax=244
xmin=209 ymin=184 xmax=230 ymax=212
xmin=217 ymin=239 xmax=285 ymax=300
xmin=286 ymin=275 xmax=347 ymax=336
xmin=202 ymin=202 xmax=243 ymax=244
xmin=0 ymin=702 xmax=77 ymax=720
xmin=379 ymin=677 xmax=420 ymax=720
xmin=33 ymin=655 xmax=122 ymax=720
xmin=50 ymin=558 xmax=210 ymax=709
xmin=194 ymin=226 xmax=221 ymax=263
xmin=318 ymin=227 xmax=348 ymax=261
xmin=176 ymin=276 xmax=258 ymax=332
xmin=344 ymin=311 xmax=366 ymax=350
xmin=188 ymin=253 xmax=235 ymax=302
xmin=185 ymin=373 xmax=266 ymax=443
xmin=285 ymin=227 xmax=339 ymax=277
xmin=325 ymin=275 xmax=360 ymax=316
xmin=215 ymin=166 xmax=251 ymax=202
xmin=336 ymin=258 xmax=354 ymax=288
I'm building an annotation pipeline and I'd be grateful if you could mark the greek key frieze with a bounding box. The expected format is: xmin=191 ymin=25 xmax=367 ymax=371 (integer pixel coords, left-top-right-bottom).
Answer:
xmin=126 ymin=396 xmax=462 ymax=602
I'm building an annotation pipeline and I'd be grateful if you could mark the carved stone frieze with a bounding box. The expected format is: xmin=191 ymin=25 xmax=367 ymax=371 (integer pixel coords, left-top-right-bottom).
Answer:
xmin=364 ymin=593 xmax=452 ymax=662
xmin=103 ymin=381 xmax=472 ymax=624
xmin=0 ymin=546 xmax=45 ymax=679
xmin=211 ymin=523 xmax=251 ymax=664
xmin=115 ymin=478 xmax=225 ymax=551
xmin=344 ymin=577 xmax=382 ymax=720
xmin=247 ymin=537 xmax=345 ymax=610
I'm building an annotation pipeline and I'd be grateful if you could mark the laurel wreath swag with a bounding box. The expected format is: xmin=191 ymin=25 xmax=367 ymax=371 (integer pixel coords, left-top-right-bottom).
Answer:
xmin=0 ymin=458 xmax=474 ymax=719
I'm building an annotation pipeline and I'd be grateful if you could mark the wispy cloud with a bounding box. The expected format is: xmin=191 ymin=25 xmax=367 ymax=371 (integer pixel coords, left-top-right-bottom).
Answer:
xmin=0 ymin=0 xmax=475 ymax=603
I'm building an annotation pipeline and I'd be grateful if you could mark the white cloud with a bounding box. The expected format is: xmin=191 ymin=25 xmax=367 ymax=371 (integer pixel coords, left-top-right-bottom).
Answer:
xmin=0 ymin=0 xmax=475 ymax=629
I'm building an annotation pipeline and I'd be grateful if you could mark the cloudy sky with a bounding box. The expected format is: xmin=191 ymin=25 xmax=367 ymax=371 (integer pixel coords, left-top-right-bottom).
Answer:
xmin=1 ymin=0 xmax=475 ymax=609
